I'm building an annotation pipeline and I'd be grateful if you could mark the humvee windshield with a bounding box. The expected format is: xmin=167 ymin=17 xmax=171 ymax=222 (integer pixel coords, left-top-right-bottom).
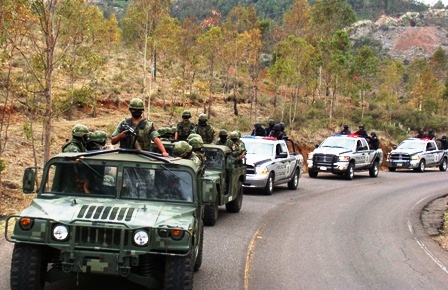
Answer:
xmin=44 ymin=162 xmax=193 ymax=202
xmin=203 ymin=148 xmax=225 ymax=170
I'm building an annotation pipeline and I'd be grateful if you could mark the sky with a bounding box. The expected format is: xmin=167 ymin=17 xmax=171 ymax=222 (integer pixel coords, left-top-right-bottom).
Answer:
xmin=417 ymin=0 xmax=448 ymax=6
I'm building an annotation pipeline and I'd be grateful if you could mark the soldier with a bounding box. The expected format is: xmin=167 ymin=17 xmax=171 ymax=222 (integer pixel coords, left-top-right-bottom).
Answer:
xmin=251 ymin=122 xmax=266 ymax=136
xmin=437 ymin=135 xmax=448 ymax=150
xmin=369 ymin=132 xmax=379 ymax=150
xmin=340 ymin=125 xmax=351 ymax=135
xmin=187 ymin=135 xmax=206 ymax=172
xmin=427 ymin=129 xmax=436 ymax=140
xmin=279 ymin=122 xmax=286 ymax=134
xmin=157 ymin=127 xmax=170 ymax=141
xmin=216 ymin=129 xmax=228 ymax=145
xmin=265 ymin=119 xmax=275 ymax=136
xmin=192 ymin=113 xmax=216 ymax=144
xmin=415 ymin=129 xmax=426 ymax=138
xmin=355 ymin=125 xmax=368 ymax=138
xmin=111 ymin=98 xmax=169 ymax=157
xmin=86 ymin=130 xmax=108 ymax=151
xmin=62 ymin=124 xmax=89 ymax=153
xmin=226 ymin=130 xmax=247 ymax=160
xmin=269 ymin=124 xmax=286 ymax=140
xmin=173 ymin=141 xmax=202 ymax=169
xmin=175 ymin=110 xmax=196 ymax=141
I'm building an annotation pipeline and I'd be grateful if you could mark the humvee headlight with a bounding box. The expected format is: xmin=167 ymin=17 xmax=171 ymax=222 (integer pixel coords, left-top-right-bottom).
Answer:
xmin=52 ymin=225 xmax=69 ymax=241
xmin=171 ymin=229 xmax=184 ymax=240
xmin=255 ymin=167 xmax=269 ymax=175
xmin=133 ymin=230 xmax=149 ymax=246
xmin=19 ymin=217 xmax=34 ymax=230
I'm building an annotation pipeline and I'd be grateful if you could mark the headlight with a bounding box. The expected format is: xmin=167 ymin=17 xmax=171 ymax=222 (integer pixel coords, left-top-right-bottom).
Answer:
xmin=19 ymin=217 xmax=34 ymax=230
xmin=255 ymin=167 xmax=269 ymax=175
xmin=411 ymin=156 xmax=420 ymax=160
xmin=170 ymin=229 xmax=185 ymax=240
xmin=52 ymin=224 xmax=69 ymax=241
xmin=338 ymin=156 xmax=350 ymax=161
xmin=133 ymin=230 xmax=149 ymax=246
xmin=308 ymin=153 xmax=314 ymax=159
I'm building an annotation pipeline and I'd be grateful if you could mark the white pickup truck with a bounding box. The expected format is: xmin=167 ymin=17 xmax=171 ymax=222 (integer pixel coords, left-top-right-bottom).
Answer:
xmin=241 ymin=136 xmax=304 ymax=195
xmin=386 ymin=138 xmax=448 ymax=172
xmin=307 ymin=134 xmax=383 ymax=180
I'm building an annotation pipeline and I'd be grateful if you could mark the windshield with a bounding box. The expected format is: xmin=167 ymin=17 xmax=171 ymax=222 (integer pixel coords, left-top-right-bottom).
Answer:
xmin=396 ymin=141 xmax=425 ymax=151
xmin=43 ymin=162 xmax=193 ymax=202
xmin=244 ymin=142 xmax=274 ymax=157
xmin=204 ymin=148 xmax=225 ymax=170
xmin=320 ymin=138 xmax=355 ymax=150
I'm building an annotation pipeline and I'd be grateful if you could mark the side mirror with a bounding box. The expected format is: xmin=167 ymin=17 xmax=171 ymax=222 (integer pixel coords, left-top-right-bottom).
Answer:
xmin=393 ymin=146 xmax=397 ymax=149
xmin=22 ymin=167 xmax=36 ymax=193
xmin=201 ymin=179 xmax=216 ymax=203
xmin=315 ymin=144 xmax=319 ymax=148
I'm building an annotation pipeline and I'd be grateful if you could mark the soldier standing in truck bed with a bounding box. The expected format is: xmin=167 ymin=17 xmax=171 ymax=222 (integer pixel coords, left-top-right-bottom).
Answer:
xmin=175 ymin=110 xmax=196 ymax=141
xmin=192 ymin=113 xmax=216 ymax=144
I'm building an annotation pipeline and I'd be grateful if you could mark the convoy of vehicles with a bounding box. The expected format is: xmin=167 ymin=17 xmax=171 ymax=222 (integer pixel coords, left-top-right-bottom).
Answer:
xmin=386 ymin=138 xmax=448 ymax=172
xmin=307 ymin=134 xmax=383 ymax=180
xmin=241 ymin=136 xmax=303 ymax=195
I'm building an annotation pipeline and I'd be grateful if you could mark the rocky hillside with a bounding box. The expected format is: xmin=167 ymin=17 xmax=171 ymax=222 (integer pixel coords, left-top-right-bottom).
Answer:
xmin=349 ymin=8 xmax=448 ymax=61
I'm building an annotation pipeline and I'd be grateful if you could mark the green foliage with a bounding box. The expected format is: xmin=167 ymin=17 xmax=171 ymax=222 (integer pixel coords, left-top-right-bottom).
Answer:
xmin=0 ymin=159 xmax=6 ymax=174
xmin=23 ymin=122 xmax=32 ymax=141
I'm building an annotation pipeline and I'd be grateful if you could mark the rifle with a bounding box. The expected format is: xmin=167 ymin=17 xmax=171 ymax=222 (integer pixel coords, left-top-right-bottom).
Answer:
xmin=121 ymin=123 xmax=142 ymax=150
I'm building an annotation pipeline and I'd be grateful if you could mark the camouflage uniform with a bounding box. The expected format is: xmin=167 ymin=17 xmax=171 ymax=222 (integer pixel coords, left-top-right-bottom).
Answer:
xmin=188 ymin=136 xmax=206 ymax=172
xmin=86 ymin=130 xmax=107 ymax=151
xmin=216 ymin=129 xmax=228 ymax=146
xmin=193 ymin=113 xmax=215 ymax=144
xmin=226 ymin=131 xmax=247 ymax=159
xmin=176 ymin=110 xmax=196 ymax=141
xmin=173 ymin=141 xmax=202 ymax=169
xmin=62 ymin=124 xmax=89 ymax=153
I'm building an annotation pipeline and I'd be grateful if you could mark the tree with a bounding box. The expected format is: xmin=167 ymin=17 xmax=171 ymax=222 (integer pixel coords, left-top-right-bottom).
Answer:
xmin=377 ymin=59 xmax=405 ymax=121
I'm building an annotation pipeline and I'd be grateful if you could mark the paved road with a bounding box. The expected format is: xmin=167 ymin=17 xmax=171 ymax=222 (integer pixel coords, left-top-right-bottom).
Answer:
xmin=1 ymin=170 xmax=448 ymax=289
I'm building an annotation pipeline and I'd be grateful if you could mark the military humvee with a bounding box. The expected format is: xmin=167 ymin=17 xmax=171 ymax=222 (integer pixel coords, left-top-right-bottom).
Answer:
xmin=157 ymin=142 xmax=246 ymax=226
xmin=5 ymin=149 xmax=206 ymax=290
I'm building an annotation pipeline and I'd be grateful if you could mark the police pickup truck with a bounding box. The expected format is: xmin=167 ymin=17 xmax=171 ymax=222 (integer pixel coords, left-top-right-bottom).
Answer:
xmin=241 ymin=136 xmax=303 ymax=195
xmin=386 ymin=138 xmax=448 ymax=172
xmin=307 ymin=134 xmax=383 ymax=180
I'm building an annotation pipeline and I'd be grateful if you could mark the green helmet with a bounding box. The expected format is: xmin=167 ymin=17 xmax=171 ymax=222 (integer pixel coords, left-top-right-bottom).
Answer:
xmin=88 ymin=130 xmax=107 ymax=143
xmin=235 ymin=130 xmax=241 ymax=138
xmin=230 ymin=131 xmax=239 ymax=138
xmin=188 ymin=136 xmax=204 ymax=149
xmin=171 ymin=126 xmax=177 ymax=134
xmin=198 ymin=113 xmax=208 ymax=121
xmin=182 ymin=110 xmax=192 ymax=118
xmin=173 ymin=141 xmax=192 ymax=157
xmin=187 ymin=133 xmax=201 ymax=141
xmin=158 ymin=127 xmax=167 ymax=136
xmin=129 ymin=98 xmax=144 ymax=110
xmin=219 ymin=129 xmax=228 ymax=136
xmin=72 ymin=124 xmax=89 ymax=137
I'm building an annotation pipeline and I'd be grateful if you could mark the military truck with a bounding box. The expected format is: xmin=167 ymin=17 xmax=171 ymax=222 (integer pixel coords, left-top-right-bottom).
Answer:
xmin=157 ymin=142 xmax=246 ymax=226
xmin=5 ymin=149 xmax=207 ymax=290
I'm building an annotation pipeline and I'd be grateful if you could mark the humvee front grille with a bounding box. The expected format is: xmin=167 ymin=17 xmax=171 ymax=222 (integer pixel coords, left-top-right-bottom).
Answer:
xmin=389 ymin=153 xmax=411 ymax=161
xmin=75 ymin=227 xmax=130 ymax=247
xmin=77 ymin=205 xmax=135 ymax=221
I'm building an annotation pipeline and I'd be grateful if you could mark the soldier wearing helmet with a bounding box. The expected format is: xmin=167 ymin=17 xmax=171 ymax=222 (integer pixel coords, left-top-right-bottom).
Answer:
xmin=340 ymin=124 xmax=351 ymax=135
xmin=173 ymin=141 xmax=202 ymax=169
xmin=62 ymin=124 xmax=89 ymax=153
xmin=192 ymin=113 xmax=216 ymax=144
xmin=188 ymin=135 xmax=206 ymax=171
xmin=427 ymin=129 xmax=436 ymax=140
xmin=216 ymin=129 xmax=228 ymax=145
xmin=355 ymin=125 xmax=368 ymax=138
xmin=265 ymin=119 xmax=275 ymax=136
xmin=415 ymin=129 xmax=425 ymax=138
xmin=111 ymin=98 xmax=169 ymax=157
xmin=251 ymin=122 xmax=266 ymax=136
xmin=226 ymin=130 xmax=247 ymax=160
xmin=175 ymin=110 xmax=196 ymax=141
xmin=369 ymin=132 xmax=379 ymax=150
xmin=86 ymin=130 xmax=108 ymax=151
xmin=269 ymin=124 xmax=286 ymax=140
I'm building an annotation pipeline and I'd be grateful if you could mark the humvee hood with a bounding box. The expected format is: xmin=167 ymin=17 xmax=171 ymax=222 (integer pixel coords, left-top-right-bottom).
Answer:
xmin=21 ymin=197 xmax=196 ymax=228
xmin=313 ymin=147 xmax=351 ymax=155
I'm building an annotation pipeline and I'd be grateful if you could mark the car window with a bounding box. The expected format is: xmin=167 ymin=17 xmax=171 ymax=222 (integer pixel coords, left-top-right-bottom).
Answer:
xmin=245 ymin=142 xmax=274 ymax=157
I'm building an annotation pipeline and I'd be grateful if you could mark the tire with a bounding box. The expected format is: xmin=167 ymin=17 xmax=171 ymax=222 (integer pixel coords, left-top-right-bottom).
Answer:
xmin=262 ymin=173 xmax=274 ymax=195
xmin=10 ymin=244 xmax=47 ymax=290
xmin=226 ymin=182 xmax=243 ymax=213
xmin=203 ymin=198 xmax=218 ymax=226
xmin=287 ymin=168 xmax=299 ymax=190
xmin=193 ymin=222 xmax=204 ymax=272
xmin=345 ymin=162 xmax=355 ymax=180
xmin=308 ymin=170 xmax=318 ymax=178
xmin=388 ymin=167 xmax=396 ymax=172
xmin=369 ymin=161 xmax=379 ymax=177
xmin=417 ymin=159 xmax=426 ymax=172
xmin=164 ymin=252 xmax=193 ymax=290
xmin=439 ymin=157 xmax=447 ymax=172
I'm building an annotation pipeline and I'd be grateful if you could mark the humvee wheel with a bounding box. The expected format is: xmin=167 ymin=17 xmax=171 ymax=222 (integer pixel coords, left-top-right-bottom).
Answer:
xmin=204 ymin=197 xmax=218 ymax=226
xmin=10 ymin=244 xmax=47 ymax=290
xmin=308 ymin=170 xmax=318 ymax=178
xmin=194 ymin=222 xmax=204 ymax=272
xmin=345 ymin=162 xmax=355 ymax=180
xmin=439 ymin=157 xmax=447 ymax=172
xmin=287 ymin=168 xmax=300 ymax=190
xmin=164 ymin=252 xmax=193 ymax=290
xmin=262 ymin=173 xmax=274 ymax=195
xmin=369 ymin=161 xmax=379 ymax=177
xmin=226 ymin=182 xmax=243 ymax=213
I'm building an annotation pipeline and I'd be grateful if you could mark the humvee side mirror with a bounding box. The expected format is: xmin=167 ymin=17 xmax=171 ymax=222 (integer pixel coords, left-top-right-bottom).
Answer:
xmin=201 ymin=179 xmax=216 ymax=203
xmin=22 ymin=167 xmax=36 ymax=193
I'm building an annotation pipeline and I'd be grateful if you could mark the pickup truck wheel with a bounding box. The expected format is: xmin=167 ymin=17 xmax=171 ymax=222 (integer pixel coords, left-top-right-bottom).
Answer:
xmin=308 ymin=170 xmax=318 ymax=178
xmin=388 ymin=167 xmax=396 ymax=172
xmin=287 ymin=168 xmax=299 ymax=190
xmin=263 ymin=173 xmax=274 ymax=195
xmin=203 ymin=200 xmax=218 ymax=226
xmin=226 ymin=182 xmax=243 ymax=213
xmin=439 ymin=157 xmax=447 ymax=171
xmin=10 ymin=244 xmax=47 ymax=290
xmin=345 ymin=162 xmax=355 ymax=180
xmin=417 ymin=159 xmax=426 ymax=172
xmin=194 ymin=222 xmax=204 ymax=272
xmin=369 ymin=161 xmax=379 ymax=177
xmin=165 ymin=251 xmax=193 ymax=290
